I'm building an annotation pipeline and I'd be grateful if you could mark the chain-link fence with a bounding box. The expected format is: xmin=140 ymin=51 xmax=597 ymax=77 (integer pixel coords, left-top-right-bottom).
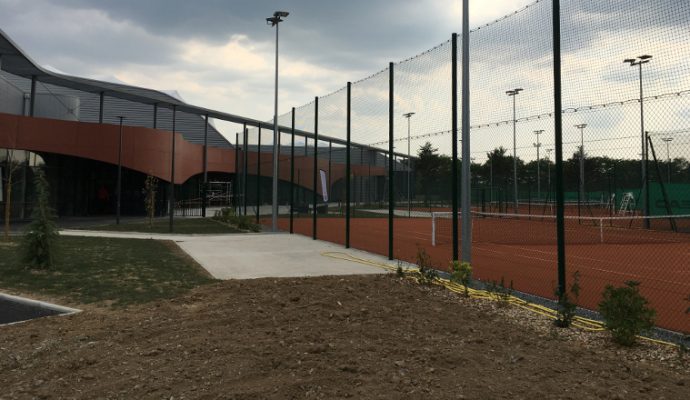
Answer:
xmin=250 ymin=0 xmax=690 ymax=334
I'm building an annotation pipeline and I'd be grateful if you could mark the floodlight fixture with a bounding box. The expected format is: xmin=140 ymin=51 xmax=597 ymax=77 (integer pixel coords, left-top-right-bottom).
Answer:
xmin=267 ymin=11 xmax=289 ymax=26
xmin=624 ymin=55 xmax=653 ymax=66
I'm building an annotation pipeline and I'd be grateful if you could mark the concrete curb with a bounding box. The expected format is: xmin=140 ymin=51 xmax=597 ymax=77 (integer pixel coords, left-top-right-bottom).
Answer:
xmin=0 ymin=292 xmax=81 ymax=327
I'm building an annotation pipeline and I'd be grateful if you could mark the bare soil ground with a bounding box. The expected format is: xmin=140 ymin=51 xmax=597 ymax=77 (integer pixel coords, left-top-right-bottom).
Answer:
xmin=1 ymin=274 xmax=688 ymax=399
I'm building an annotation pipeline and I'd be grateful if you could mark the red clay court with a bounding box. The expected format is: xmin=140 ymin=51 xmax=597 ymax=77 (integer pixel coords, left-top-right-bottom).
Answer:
xmin=276 ymin=214 xmax=690 ymax=333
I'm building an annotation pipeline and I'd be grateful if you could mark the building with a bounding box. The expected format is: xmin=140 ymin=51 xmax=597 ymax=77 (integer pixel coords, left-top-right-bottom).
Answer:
xmin=0 ymin=28 xmax=397 ymax=224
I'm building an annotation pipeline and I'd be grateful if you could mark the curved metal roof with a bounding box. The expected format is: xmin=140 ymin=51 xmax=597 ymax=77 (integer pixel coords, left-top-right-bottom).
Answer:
xmin=0 ymin=28 xmax=410 ymax=157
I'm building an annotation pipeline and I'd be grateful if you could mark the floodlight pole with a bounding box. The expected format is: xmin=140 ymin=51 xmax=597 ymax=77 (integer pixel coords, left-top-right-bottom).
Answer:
xmin=116 ymin=116 xmax=125 ymax=225
xmin=575 ymin=123 xmax=587 ymax=218
xmin=403 ymin=112 xmax=415 ymax=217
xmin=461 ymin=0 xmax=472 ymax=264
xmin=267 ymin=11 xmax=289 ymax=232
xmin=661 ymin=137 xmax=673 ymax=184
xmin=624 ymin=55 xmax=652 ymax=227
xmin=533 ymin=129 xmax=544 ymax=201
xmin=506 ymin=88 xmax=523 ymax=212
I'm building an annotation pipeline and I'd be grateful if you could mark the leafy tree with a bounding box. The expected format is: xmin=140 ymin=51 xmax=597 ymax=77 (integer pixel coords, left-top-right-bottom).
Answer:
xmin=21 ymin=168 xmax=58 ymax=268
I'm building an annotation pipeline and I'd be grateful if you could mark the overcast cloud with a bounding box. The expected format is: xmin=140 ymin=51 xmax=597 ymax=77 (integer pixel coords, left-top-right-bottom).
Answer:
xmin=0 ymin=0 xmax=688 ymax=159
xmin=0 ymin=0 xmax=534 ymax=122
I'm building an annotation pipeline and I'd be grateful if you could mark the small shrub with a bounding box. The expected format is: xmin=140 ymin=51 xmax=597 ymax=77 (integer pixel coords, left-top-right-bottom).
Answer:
xmin=486 ymin=277 xmax=513 ymax=307
xmin=21 ymin=169 xmax=58 ymax=268
xmin=416 ymin=247 xmax=437 ymax=285
xmin=679 ymin=295 xmax=690 ymax=363
xmin=213 ymin=208 xmax=260 ymax=232
xmin=554 ymin=271 xmax=581 ymax=328
xmin=598 ymin=281 xmax=655 ymax=346
xmin=213 ymin=207 xmax=236 ymax=222
xmin=396 ymin=260 xmax=405 ymax=277
xmin=450 ymin=260 xmax=472 ymax=297
xmin=234 ymin=215 xmax=261 ymax=232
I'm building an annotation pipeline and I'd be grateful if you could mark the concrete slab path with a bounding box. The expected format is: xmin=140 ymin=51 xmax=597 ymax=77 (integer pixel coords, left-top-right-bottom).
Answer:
xmin=61 ymin=230 xmax=389 ymax=280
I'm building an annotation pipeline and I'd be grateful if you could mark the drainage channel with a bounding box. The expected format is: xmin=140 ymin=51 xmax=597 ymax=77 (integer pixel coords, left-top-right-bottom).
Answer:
xmin=0 ymin=293 xmax=80 ymax=326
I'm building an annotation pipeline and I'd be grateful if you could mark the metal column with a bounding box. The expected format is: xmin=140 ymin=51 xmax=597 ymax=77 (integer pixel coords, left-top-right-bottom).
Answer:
xmin=116 ymin=116 xmax=124 ymax=225
xmin=202 ymin=114 xmax=209 ymax=217
xmin=169 ymin=105 xmax=177 ymax=233
xmin=451 ymin=33 xmax=459 ymax=262
xmin=312 ymin=97 xmax=319 ymax=240
xmin=99 ymin=92 xmax=105 ymax=123
xmin=256 ymin=126 xmax=261 ymax=223
xmin=553 ymin=0 xmax=567 ymax=296
xmin=243 ymin=123 xmax=248 ymax=216
xmin=461 ymin=3 xmax=472 ymax=264
xmin=388 ymin=62 xmax=394 ymax=260
xmin=346 ymin=82 xmax=352 ymax=248
xmin=290 ymin=108 xmax=296 ymax=234
xmin=29 ymin=76 xmax=36 ymax=117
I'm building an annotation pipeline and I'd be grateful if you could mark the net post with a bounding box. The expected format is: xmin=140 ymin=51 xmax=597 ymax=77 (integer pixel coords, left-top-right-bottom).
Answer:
xmin=388 ymin=62 xmax=395 ymax=261
xmin=313 ymin=96 xmax=319 ymax=240
xmin=553 ymin=0 xmax=567 ymax=297
xmin=600 ymin=219 xmax=604 ymax=243
xmin=451 ymin=33 xmax=459 ymax=262
xmin=346 ymin=82 xmax=352 ymax=248
xmin=290 ymin=107 xmax=295 ymax=234
xmin=432 ymin=212 xmax=436 ymax=247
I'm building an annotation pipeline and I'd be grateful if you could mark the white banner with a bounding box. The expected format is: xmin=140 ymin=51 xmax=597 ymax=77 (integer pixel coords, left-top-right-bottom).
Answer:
xmin=319 ymin=169 xmax=328 ymax=203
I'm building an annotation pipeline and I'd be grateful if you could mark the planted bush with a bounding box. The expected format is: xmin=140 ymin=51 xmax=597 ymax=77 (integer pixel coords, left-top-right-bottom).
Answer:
xmin=450 ymin=260 xmax=472 ymax=297
xmin=554 ymin=271 xmax=581 ymax=328
xmin=21 ymin=169 xmax=58 ymax=268
xmin=213 ymin=207 xmax=260 ymax=232
xmin=415 ymin=247 xmax=437 ymax=285
xmin=598 ymin=281 xmax=655 ymax=346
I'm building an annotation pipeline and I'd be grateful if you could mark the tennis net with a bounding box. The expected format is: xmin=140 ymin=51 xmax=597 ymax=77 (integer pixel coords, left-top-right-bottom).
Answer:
xmin=431 ymin=211 xmax=690 ymax=246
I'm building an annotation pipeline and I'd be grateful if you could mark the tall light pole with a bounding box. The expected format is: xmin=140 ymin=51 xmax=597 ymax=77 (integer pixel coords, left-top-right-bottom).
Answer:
xmin=661 ymin=137 xmax=673 ymax=184
xmin=403 ymin=112 xmax=415 ymax=217
xmin=575 ymin=123 xmax=587 ymax=217
xmin=506 ymin=88 xmax=523 ymax=212
xmin=533 ymin=129 xmax=544 ymax=201
xmin=624 ymin=54 xmax=652 ymax=227
xmin=267 ymin=10 xmax=289 ymax=232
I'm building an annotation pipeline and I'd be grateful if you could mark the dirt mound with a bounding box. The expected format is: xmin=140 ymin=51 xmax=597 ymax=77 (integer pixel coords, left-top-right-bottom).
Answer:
xmin=1 ymin=275 xmax=687 ymax=399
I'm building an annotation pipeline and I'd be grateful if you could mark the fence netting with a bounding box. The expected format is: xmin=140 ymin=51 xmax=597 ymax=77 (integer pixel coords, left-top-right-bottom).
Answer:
xmin=243 ymin=0 xmax=690 ymax=334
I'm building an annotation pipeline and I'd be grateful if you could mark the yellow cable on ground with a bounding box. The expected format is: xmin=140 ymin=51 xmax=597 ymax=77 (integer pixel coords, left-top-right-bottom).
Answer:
xmin=321 ymin=251 xmax=680 ymax=348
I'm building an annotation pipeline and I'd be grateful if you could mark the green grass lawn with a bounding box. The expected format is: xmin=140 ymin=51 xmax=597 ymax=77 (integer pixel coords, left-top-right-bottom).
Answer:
xmin=0 ymin=236 xmax=216 ymax=306
xmin=80 ymin=217 xmax=244 ymax=234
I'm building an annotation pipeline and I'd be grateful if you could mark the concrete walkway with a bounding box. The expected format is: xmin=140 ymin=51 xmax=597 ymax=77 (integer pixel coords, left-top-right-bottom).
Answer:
xmin=61 ymin=230 xmax=389 ymax=280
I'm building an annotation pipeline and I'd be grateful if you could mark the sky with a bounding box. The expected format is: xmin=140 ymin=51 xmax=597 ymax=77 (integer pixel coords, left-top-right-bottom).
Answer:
xmin=0 ymin=0 xmax=688 ymax=161
xmin=0 ymin=0 xmax=533 ymax=133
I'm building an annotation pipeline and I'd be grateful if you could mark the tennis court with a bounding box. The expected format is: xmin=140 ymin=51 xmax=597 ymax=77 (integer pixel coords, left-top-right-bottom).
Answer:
xmin=278 ymin=213 xmax=690 ymax=333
